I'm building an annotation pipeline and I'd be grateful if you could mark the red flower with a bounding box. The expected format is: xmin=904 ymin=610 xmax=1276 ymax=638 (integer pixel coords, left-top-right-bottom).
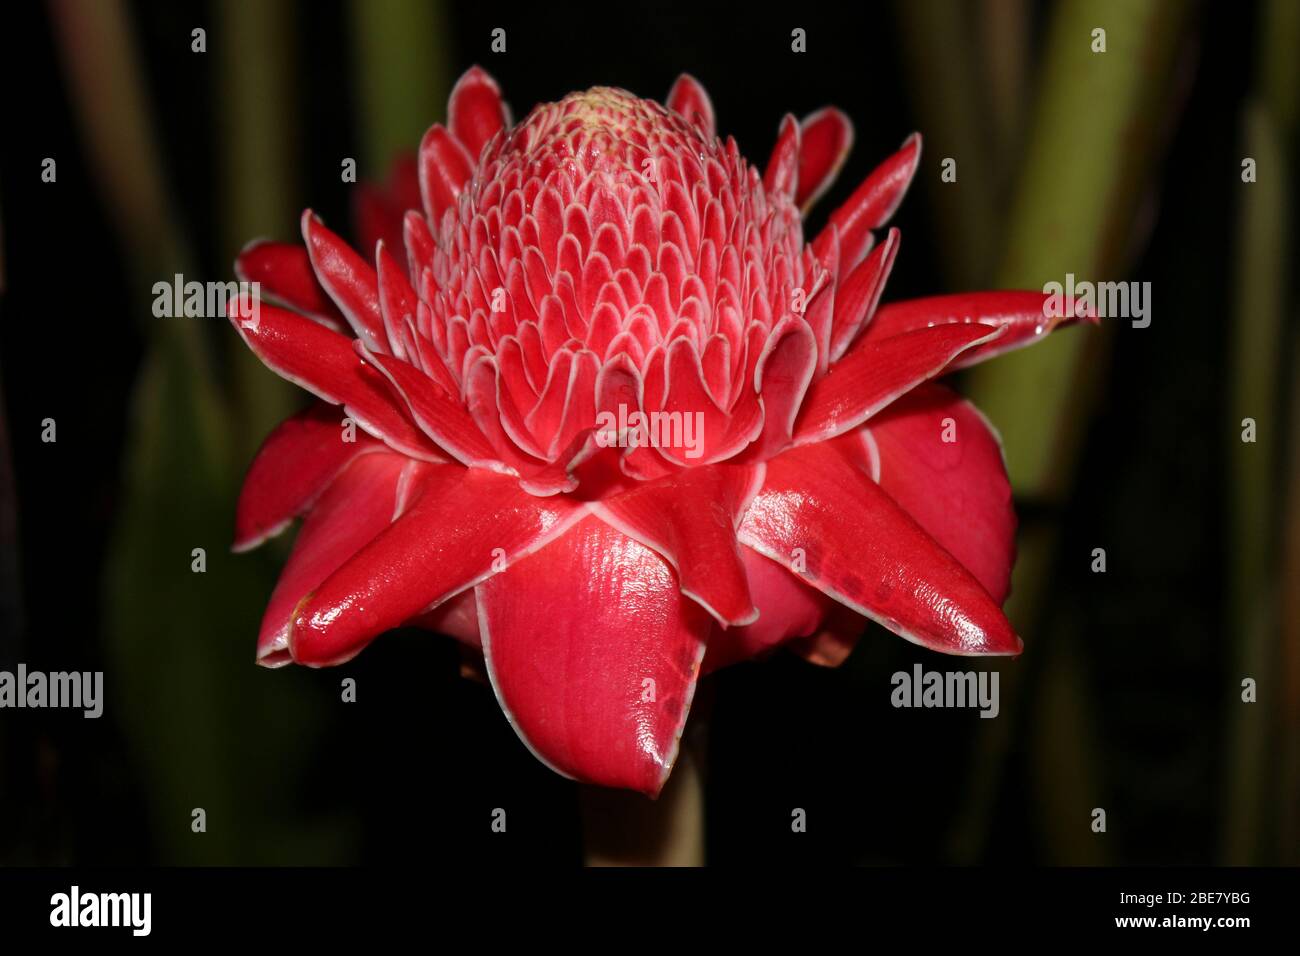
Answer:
xmin=230 ymin=67 xmax=1090 ymax=795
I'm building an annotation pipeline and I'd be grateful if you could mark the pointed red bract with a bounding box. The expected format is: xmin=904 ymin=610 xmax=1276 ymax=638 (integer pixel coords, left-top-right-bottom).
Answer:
xmin=738 ymin=441 xmax=1021 ymax=655
xmin=865 ymin=291 xmax=1096 ymax=368
xmin=764 ymin=114 xmax=801 ymax=200
xmin=448 ymin=65 xmax=509 ymax=160
xmin=289 ymin=466 xmax=583 ymax=666
xmin=862 ymin=383 xmax=1016 ymax=603
xmin=591 ymin=464 xmax=762 ymax=626
xmin=665 ymin=73 xmax=716 ymax=138
xmin=794 ymin=322 xmax=1004 ymax=445
xmin=235 ymin=240 xmax=345 ymax=331
xmin=302 ymin=211 xmax=387 ymax=352
xmin=228 ymin=299 xmax=445 ymax=461
xmin=737 ymin=317 xmax=817 ymax=461
xmin=813 ymin=133 xmax=921 ymax=267
xmin=478 ymin=516 xmax=710 ymax=796
xmin=357 ymin=343 xmax=501 ymax=469
xmin=257 ymin=453 xmax=410 ymax=666
xmin=796 ymin=107 xmax=853 ymax=211
xmin=829 ymin=227 xmax=899 ymax=362
xmin=418 ymin=124 xmax=474 ymax=223
xmin=234 ymin=401 xmax=383 ymax=552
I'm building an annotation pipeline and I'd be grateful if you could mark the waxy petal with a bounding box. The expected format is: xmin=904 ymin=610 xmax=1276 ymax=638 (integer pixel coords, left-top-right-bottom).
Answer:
xmin=257 ymin=453 xmax=410 ymax=666
xmin=764 ymin=114 xmax=801 ymax=200
xmin=796 ymin=107 xmax=853 ymax=212
xmin=658 ymin=337 xmax=763 ymax=465
xmin=357 ymin=344 xmax=503 ymax=469
xmin=864 ymin=291 xmax=1097 ymax=368
xmin=301 ymin=211 xmax=387 ymax=352
xmin=735 ymin=316 xmax=817 ymax=461
xmin=375 ymin=241 xmax=419 ymax=360
xmin=829 ymin=227 xmax=899 ymax=362
xmin=478 ymin=516 xmax=711 ymax=795
xmin=289 ymin=466 xmax=584 ymax=666
xmin=737 ymin=441 xmax=1021 ymax=655
xmin=234 ymin=240 xmax=345 ymax=331
xmin=448 ymin=65 xmax=509 ymax=160
xmin=234 ymin=401 xmax=383 ymax=552
xmin=794 ymin=322 xmax=1004 ymax=445
xmin=228 ymin=299 xmax=445 ymax=461
xmin=418 ymin=123 xmax=474 ymax=223
xmin=863 ymin=383 xmax=1015 ymax=603
xmin=591 ymin=463 xmax=763 ymax=626
xmin=665 ymin=73 xmax=716 ymax=137
xmin=813 ymin=133 xmax=920 ymax=268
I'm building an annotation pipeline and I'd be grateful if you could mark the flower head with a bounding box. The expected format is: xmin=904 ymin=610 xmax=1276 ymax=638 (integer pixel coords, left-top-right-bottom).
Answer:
xmin=231 ymin=67 xmax=1091 ymax=794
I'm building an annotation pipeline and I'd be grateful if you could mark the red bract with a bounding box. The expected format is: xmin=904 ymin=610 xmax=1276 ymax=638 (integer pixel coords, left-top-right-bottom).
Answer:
xmin=230 ymin=66 xmax=1092 ymax=795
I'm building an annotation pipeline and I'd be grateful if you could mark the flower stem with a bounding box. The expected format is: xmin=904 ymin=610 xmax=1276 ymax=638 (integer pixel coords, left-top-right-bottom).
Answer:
xmin=579 ymin=743 xmax=705 ymax=867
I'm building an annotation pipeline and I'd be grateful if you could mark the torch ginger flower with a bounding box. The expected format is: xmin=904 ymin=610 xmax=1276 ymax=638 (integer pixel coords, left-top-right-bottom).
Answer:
xmin=230 ymin=66 xmax=1090 ymax=795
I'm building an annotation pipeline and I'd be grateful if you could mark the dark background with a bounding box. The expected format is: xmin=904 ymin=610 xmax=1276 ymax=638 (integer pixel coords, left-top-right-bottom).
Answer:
xmin=1 ymin=0 xmax=1296 ymax=866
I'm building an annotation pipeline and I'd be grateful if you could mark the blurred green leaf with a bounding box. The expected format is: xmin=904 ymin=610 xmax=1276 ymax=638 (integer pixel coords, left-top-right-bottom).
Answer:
xmin=50 ymin=0 xmax=345 ymax=863
xmin=218 ymin=0 xmax=301 ymax=452
xmin=948 ymin=0 xmax=1192 ymax=865
xmin=350 ymin=0 xmax=450 ymax=173
xmin=1222 ymin=0 xmax=1297 ymax=858
xmin=965 ymin=0 xmax=1191 ymax=497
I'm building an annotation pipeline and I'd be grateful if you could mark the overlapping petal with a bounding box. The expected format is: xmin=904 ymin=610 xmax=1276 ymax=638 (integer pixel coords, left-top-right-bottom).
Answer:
xmin=591 ymin=463 xmax=763 ymax=626
xmin=859 ymin=383 xmax=1016 ymax=603
xmin=864 ymin=291 xmax=1097 ymax=368
xmin=478 ymin=516 xmax=710 ymax=796
xmin=737 ymin=440 xmax=1021 ymax=655
xmin=235 ymin=240 xmax=345 ymax=331
xmin=233 ymin=401 xmax=384 ymax=552
xmin=793 ymin=322 xmax=1005 ymax=445
xmin=256 ymin=452 xmax=411 ymax=666
xmin=227 ymin=298 xmax=446 ymax=461
xmin=289 ymin=465 xmax=583 ymax=666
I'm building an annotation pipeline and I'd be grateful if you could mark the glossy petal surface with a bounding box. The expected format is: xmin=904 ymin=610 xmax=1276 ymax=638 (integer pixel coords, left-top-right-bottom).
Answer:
xmin=863 ymin=383 xmax=1016 ymax=603
xmin=794 ymin=322 xmax=1004 ymax=445
xmin=591 ymin=464 xmax=762 ymax=626
xmin=288 ymin=465 xmax=582 ymax=665
xmin=865 ymin=291 xmax=1096 ymax=368
xmin=228 ymin=299 xmax=444 ymax=460
xmin=233 ymin=401 xmax=383 ymax=552
xmin=257 ymin=453 xmax=409 ymax=666
xmin=738 ymin=440 xmax=1021 ymax=655
xmin=478 ymin=517 xmax=710 ymax=795
xmin=235 ymin=240 xmax=344 ymax=330
xmin=796 ymin=107 xmax=853 ymax=211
